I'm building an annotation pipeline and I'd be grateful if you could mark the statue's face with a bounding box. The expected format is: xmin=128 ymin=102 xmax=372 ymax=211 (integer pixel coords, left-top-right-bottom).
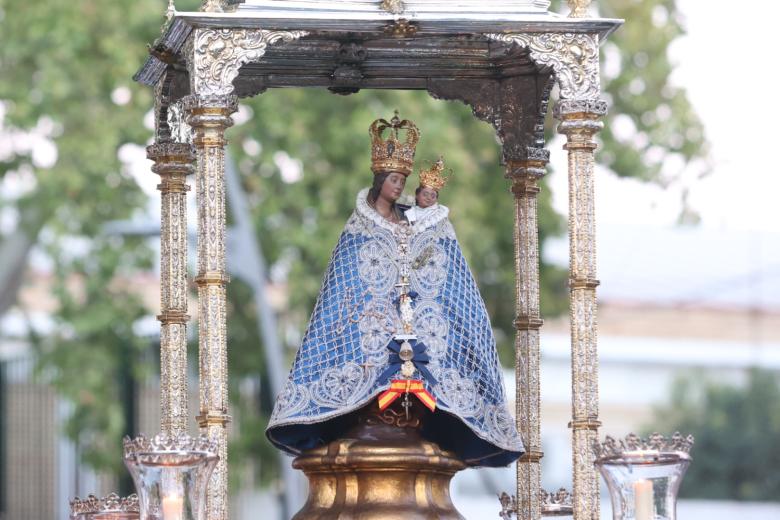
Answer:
xmin=380 ymin=171 xmax=407 ymax=202
xmin=416 ymin=186 xmax=438 ymax=208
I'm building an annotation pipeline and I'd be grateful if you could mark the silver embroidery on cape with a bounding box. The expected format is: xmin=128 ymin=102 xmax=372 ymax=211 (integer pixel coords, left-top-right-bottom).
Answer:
xmin=410 ymin=228 xmax=448 ymax=297
xmin=485 ymin=405 xmax=520 ymax=449
xmin=413 ymin=300 xmax=449 ymax=360
xmin=271 ymin=380 xmax=310 ymax=421
xmin=358 ymin=299 xmax=395 ymax=364
xmin=311 ymin=362 xmax=374 ymax=408
xmin=435 ymin=367 xmax=481 ymax=418
xmin=358 ymin=240 xmax=398 ymax=295
xmin=441 ymin=219 xmax=457 ymax=240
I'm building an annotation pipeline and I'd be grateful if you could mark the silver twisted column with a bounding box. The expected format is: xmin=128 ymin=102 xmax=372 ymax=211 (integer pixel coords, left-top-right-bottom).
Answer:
xmin=148 ymin=142 xmax=195 ymax=435
xmin=555 ymin=98 xmax=607 ymax=520
xmin=183 ymin=93 xmax=237 ymax=520
xmin=507 ymin=152 xmax=548 ymax=520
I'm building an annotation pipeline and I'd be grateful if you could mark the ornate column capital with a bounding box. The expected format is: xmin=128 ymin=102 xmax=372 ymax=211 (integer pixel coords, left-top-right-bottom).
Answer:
xmin=181 ymin=94 xmax=238 ymax=148
xmin=147 ymin=142 xmax=195 ymax=173
xmin=555 ymin=100 xmax=606 ymax=156
xmin=507 ymin=166 xmax=547 ymax=198
xmin=506 ymin=148 xmax=549 ymax=177
xmin=486 ymin=33 xmax=601 ymax=101
xmin=554 ymin=98 xmax=608 ymax=120
xmin=186 ymin=28 xmax=308 ymax=96
xmin=182 ymin=94 xmax=238 ymax=118
xmin=147 ymin=142 xmax=195 ymax=194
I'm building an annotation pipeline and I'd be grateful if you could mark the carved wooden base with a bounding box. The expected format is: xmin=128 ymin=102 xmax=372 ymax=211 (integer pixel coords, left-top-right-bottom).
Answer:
xmin=291 ymin=401 xmax=466 ymax=520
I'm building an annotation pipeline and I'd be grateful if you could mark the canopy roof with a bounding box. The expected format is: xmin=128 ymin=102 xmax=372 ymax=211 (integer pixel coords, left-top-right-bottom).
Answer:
xmin=230 ymin=0 xmax=553 ymax=22
xmin=135 ymin=2 xmax=621 ymax=95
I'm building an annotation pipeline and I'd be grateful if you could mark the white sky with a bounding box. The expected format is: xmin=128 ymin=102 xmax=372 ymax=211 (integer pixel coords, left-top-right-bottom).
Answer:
xmin=549 ymin=0 xmax=780 ymax=233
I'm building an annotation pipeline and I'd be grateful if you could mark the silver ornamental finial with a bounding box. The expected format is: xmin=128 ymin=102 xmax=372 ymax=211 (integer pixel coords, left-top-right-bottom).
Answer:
xmin=380 ymin=0 xmax=406 ymax=15
xmin=201 ymin=0 xmax=225 ymax=13
xmin=497 ymin=492 xmax=516 ymax=519
xmin=567 ymin=0 xmax=592 ymax=18
xmin=541 ymin=488 xmax=574 ymax=515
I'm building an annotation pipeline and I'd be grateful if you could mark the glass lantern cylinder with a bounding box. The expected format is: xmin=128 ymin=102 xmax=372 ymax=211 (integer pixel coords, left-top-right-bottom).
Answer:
xmin=595 ymin=433 xmax=694 ymax=520
xmin=69 ymin=493 xmax=139 ymax=520
xmin=123 ymin=433 xmax=218 ymax=520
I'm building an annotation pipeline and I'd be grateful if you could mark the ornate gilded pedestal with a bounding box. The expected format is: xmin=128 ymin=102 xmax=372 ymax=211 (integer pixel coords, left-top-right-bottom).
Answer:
xmin=291 ymin=402 xmax=466 ymax=520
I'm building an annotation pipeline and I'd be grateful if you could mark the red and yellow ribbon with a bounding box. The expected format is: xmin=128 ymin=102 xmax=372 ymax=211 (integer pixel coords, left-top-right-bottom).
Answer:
xmin=377 ymin=379 xmax=436 ymax=412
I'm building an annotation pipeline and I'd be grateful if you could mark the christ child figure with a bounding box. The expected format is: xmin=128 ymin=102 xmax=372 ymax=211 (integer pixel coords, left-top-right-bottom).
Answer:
xmin=405 ymin=156 xmax=451 ymax=226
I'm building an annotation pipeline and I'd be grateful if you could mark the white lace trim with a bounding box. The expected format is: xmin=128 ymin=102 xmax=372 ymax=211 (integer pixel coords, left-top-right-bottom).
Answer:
xmin=355 ymin=187 xmax=448 ymax=235
xmin=408 ymin=204 xmax=450 ymax=233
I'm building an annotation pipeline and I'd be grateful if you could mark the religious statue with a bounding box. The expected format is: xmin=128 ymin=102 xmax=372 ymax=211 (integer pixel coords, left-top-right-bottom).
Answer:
xmin=405 ymin=155 xmax=450 ymax=226
xmin=267 ymin=113 xmax=523 ymax=467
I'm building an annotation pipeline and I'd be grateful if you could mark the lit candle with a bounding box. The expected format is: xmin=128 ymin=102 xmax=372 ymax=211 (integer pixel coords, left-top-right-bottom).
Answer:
xmin=161 ymin=494 xmax=184 ymax=520
xmin=633 ymin=479 xmax=654 ymax=520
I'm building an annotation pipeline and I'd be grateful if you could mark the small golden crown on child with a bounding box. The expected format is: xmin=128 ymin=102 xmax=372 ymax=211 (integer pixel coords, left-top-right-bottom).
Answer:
xmin=418 ymin=156 xmax=452 ymax=191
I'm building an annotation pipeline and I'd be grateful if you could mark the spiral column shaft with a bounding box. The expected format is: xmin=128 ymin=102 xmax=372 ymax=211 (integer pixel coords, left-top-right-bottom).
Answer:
xmin=555 ymin=99 xmax=607 ymax=520
xmin=184 ymin=94 xmax=237 ymax=520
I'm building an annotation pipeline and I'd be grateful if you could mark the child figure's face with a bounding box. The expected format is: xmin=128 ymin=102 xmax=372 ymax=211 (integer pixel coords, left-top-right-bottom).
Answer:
xmin=416 ymin=186 xmax=438 ymax=208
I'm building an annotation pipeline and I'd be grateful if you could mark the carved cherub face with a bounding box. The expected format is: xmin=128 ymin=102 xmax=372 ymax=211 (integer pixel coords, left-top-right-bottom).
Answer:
xmin=380 ymin=171 xmax=407 ymax=202
xmin=415 ymin=186 xmax=438 ymax=208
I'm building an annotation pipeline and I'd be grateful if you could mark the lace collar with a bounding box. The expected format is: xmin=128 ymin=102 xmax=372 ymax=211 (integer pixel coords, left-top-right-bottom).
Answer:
xmin=409 ymin=203 xmax=449 ymax=232
xmin=355 ymin=187 xmax=448 ymax=234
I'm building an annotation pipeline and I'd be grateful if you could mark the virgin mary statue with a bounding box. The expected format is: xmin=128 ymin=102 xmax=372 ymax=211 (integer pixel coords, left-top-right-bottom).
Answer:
xmin=267 ymin=114 xmax=523 ymax=467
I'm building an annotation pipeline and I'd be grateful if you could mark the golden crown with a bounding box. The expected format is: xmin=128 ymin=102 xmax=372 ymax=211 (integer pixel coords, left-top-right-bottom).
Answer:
xmin=369 ymin=111 xmax=420 ymax=177
xmin=418 ymin=156 xmax=452 ymax=191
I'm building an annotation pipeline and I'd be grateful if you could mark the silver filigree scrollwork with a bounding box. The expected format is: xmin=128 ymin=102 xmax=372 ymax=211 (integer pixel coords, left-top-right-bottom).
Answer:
xmin=486 ymin=33 xmax=600 ymax=100
xmin=188 ymin=28 xmax=309 ymax=96
xmin=167 ymin=99 xmax=193 ymax=145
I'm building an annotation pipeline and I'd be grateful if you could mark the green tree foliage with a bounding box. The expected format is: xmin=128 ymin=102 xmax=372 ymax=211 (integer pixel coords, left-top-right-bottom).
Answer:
xmin=0 ymin=0 xmax=707 ymax=484
xmin=0 ymin=0 xmax=162 ymax=472
xmin=38 ymin=234 xmax=153 ymax=475
xmin=599 ymin=0 xmax=708 ymax=186
xmin=648 ymin=369 xmax=780 ymax=501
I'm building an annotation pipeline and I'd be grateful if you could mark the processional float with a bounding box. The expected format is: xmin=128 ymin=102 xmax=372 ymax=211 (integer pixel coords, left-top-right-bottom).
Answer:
xmin=71 ymin=1 xmax=693 ymax=519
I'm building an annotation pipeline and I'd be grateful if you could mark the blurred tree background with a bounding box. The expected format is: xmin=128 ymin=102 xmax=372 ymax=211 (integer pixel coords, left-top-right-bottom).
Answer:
xmin=0 ymin=0 xmax=708 ymax=494
xmin=649 ymin=369 xmax=780 ymax=501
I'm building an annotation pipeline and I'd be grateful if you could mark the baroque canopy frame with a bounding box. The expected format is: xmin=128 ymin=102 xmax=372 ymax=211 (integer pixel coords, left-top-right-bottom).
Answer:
xmin=134 ymin=1 xmax=622 ymax=519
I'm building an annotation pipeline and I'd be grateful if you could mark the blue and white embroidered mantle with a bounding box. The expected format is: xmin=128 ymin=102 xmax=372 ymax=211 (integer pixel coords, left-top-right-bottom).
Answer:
xmin=266 ymin=188 xmax=523 ymax=466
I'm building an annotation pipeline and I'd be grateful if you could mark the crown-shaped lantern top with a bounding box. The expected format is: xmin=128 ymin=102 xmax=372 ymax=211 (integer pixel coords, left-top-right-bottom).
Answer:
xmin=70 ymin=493 xmax=140 ymax=517
xmin=418 ymin=156 xmax=451 ymax=191
xmin=370 ymin=111 xmax=420 ymax=177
